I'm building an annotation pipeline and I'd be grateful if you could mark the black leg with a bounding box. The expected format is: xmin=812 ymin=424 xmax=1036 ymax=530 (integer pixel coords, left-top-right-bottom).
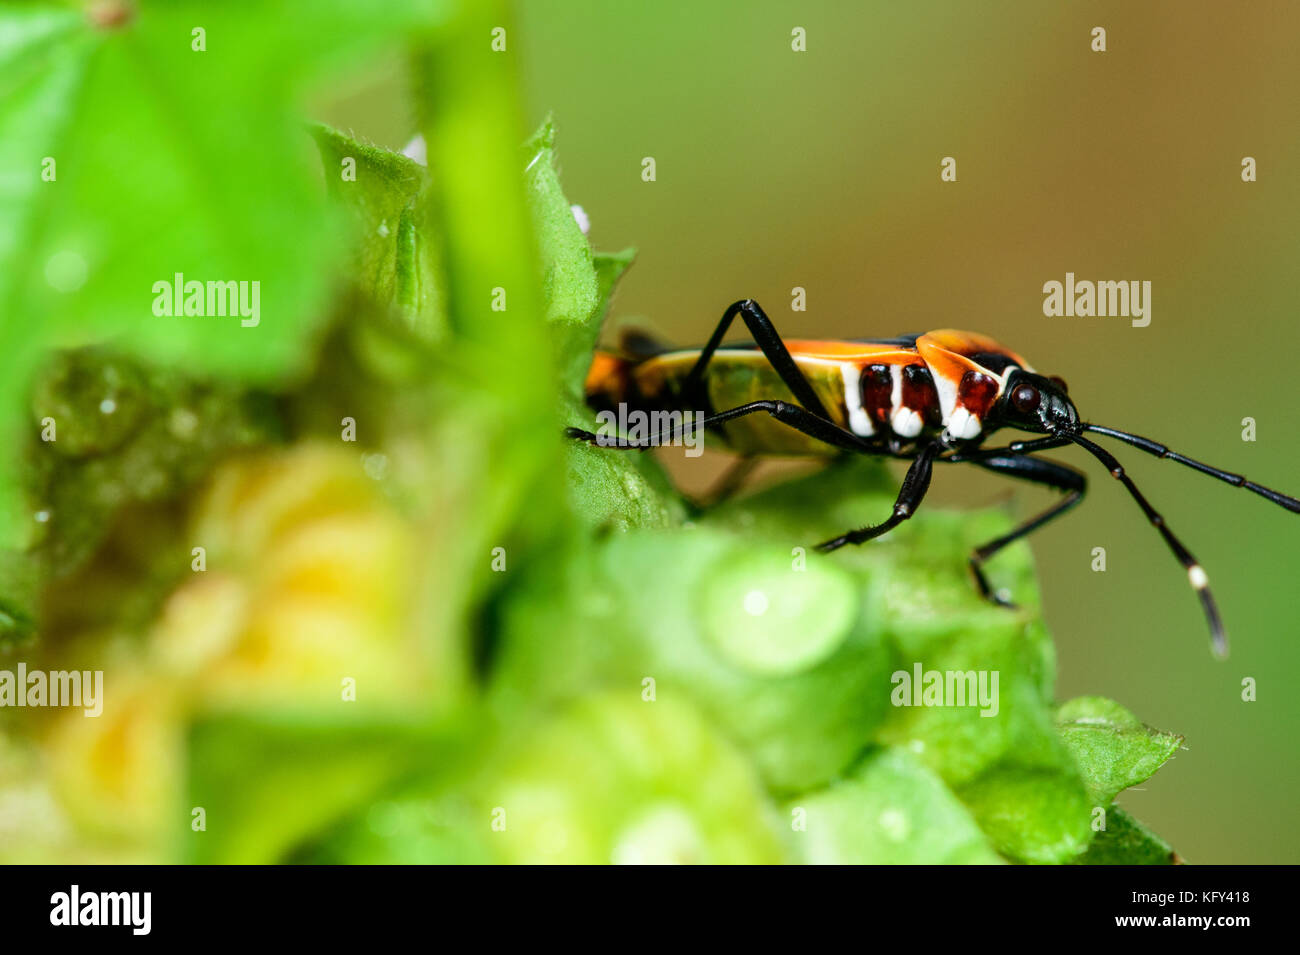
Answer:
xmin=946 ymin=434 xmax=1074 ymax=462
xmin=962 ymin=453 xmax=1086 ymax=607
xmin=816 ymin=439 xmax=945 ymax=551
xmin=1065 ymin=431 xmax=1228 ymax=657
xmin=685 ymin=299 xmax=833 ymax=421
xmin=565 ymin=399 xmax=870 ymax=454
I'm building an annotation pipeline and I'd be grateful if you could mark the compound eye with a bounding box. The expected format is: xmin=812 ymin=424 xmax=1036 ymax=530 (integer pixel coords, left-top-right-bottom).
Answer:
xmin=1010 ymin=383 xmax=1040 ymax=414
xmin=1048 ymin=375 xmax=1069 ymax=395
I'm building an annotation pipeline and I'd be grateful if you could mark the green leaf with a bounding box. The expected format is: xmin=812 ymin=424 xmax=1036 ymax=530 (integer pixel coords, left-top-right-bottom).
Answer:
xmin=310 ymin=123 xmax=446 ymax=343
xmin=24 ymin=348 xmax=277 ymax=578
xmin=955 ymin=763 xmax=1093 ymax=863
xmin=710 ymin=461 xmax=1090 ymax=861
xmin=6 ymin=0 xmax=447 ymax=373
xmin=474 ymin=693 xmax=785 ymax=864
xmin=523 ymin=120 xmax=635 ymax=403
xmin=493 ymin=527 xmax=893 ymax=793
xmin=293 ymin=788 xmax=494 ymax=864
xmin=785 ymin=748 xmax=1001 ymax=864
xmin=523 ymin=119 xmax=599 ymax=329
xmin=1073 ymin=805 xmax=1178 ymax=865
xmin=0 ymin=547 xmax=39 ymax=648
xmin=519 ymin=121 xmax=680 ymax=530
xmin=555 ymin=247 xmax=679 ymax=539
xmin=185 ymin=709 xmax=437 ymax=864
xmin=562 ymin=439 xmax=688 ymax=531
xmin=556 ymin=243 xmax=634 ymax=381
xmin=0 ymin=0 xmax=446 ymax=548
xmin=0 ymin=5 xmax=95 ymax=548
xmin=593 ymin=249 xmax=636 ymax=319
xmin=1056 ymin=696 xmax=1183 ymax=806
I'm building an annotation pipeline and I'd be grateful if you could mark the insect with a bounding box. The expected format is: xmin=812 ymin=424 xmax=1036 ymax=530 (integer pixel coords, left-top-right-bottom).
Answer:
xmin=568 ymin=299 xmax=1300 ymax=657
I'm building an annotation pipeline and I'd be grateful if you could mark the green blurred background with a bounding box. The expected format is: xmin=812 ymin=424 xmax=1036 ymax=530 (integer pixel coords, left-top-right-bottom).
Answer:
xmin=314 ymin=1 xmax=1300 ymax=863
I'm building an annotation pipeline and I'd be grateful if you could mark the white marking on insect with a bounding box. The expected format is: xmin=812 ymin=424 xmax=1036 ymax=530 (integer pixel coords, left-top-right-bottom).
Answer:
xmin=840 ymin=364 xmax=875 ymax=437
xmin=891 ymin=406 xmax=924 ymax=438
xmin=1188 ymin=564 xmax=1209 ymax=590
xmin=946 ymin=407 xmax=982 ymax=441
xmin=931 ymin=365 xmax=960 ymax=423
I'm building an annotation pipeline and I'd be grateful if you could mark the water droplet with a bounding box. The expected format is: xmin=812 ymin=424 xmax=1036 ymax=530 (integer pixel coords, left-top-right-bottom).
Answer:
xmin=705 ymin=551 xmax=855 ymax=676
xmin=169 ymin=408 xmax=199 ymax=439
xmin=45 ymin=251 xmax=88 ymax=293
xmin=878 ymin=808 xmax=909 ymax=841
xmin=611 ymin=805 xmax=702 ymax=865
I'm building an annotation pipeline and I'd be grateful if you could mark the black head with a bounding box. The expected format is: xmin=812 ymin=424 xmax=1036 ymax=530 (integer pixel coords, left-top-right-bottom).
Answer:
xmin=995 ymin=369 xmax=1078 ymax=434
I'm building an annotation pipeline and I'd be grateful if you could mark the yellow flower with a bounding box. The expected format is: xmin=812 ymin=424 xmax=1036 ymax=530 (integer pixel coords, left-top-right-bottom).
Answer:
xmin=44 ymin=666 xmax=183 ymax=851
xmin=153 ymin=443 xmax=435 ymax=710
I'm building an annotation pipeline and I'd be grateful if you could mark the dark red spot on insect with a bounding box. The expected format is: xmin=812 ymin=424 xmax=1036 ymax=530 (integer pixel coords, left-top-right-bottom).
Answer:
xmin=861 ymin=364 xmax=893 ymax=426
xmin=958 ymin=370 xmax=1000 ymax=417
xmin=902 ymin=363 xmax=942 ymax=428
xmin=1048 ymin=375 xmax=1068 ymax=395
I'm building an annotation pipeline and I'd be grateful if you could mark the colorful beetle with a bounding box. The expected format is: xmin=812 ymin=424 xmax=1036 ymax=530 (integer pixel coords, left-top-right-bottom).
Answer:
xmin=569 ymin=299 xmax=1300 ymax=657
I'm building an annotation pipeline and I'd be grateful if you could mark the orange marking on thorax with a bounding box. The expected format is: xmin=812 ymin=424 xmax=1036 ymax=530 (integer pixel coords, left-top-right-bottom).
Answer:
xmin=914 ymin=335 xmax=983 ymax=390
xmin=921 ymin=330 xmax=1029 ymax=369
xmin=784 ymin=341 xmax=920 ymax=364
xmin=584 ymin=350 xmax=630 ymax=398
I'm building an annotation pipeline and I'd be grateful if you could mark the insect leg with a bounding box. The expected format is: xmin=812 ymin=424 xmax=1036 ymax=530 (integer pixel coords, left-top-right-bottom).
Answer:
xmin=1065 ymin=431 xmax=1228 ymax=657
xmin=565 ymin=399 xmax=870 ymax=453
xmin=961 ymin=454 xmax=1086 ymax=607
xmin=816 ymin=440 xmax=945 ymax=551
xmin=684 ymin=299 xmax=832 ymax=420
xmin=944 ymin=434 xmax=1074 ymax=462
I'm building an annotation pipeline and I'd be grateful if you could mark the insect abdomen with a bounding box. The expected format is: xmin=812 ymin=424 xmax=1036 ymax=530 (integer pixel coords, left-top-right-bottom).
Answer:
xmin=582 ymin=329 xmax=1027 ymax=450
xmin=586 ymin=349 xmax=850 ymax=455
xmin=849 ymin=360 xmax=944 ymax=440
